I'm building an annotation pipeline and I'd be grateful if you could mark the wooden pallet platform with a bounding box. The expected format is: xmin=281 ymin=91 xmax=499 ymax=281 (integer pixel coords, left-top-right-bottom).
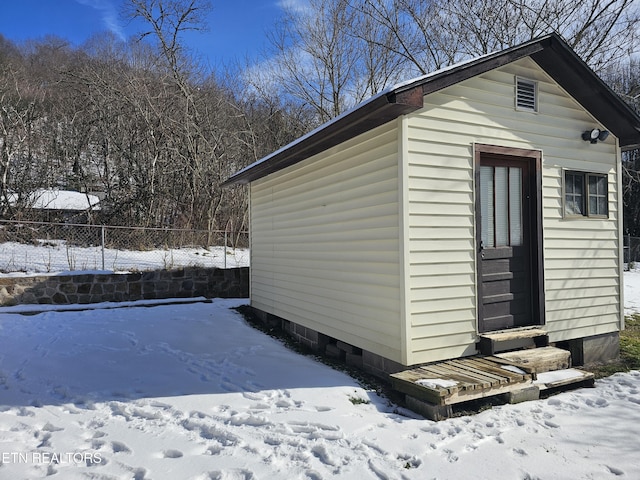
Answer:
xmin=390 ymin=348 xmax=594 ymax=412
xmin=390 ymin=356 xmax=533 ymax=406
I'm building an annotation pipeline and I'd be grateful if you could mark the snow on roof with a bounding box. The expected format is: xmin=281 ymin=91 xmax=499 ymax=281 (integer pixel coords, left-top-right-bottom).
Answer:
xmin=11 ymin=189 xmax=101 ymax=211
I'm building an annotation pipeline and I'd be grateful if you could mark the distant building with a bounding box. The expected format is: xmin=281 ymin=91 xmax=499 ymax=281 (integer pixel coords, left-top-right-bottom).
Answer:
xmin=8 ymin=189 xmax=101 ymax=223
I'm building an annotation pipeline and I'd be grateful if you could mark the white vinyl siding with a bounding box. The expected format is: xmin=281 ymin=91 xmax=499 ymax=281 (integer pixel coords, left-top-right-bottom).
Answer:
xmin=248 ymin=56 xmax=621 ymax=368
xmin=403 ymin=57 xmax=621 ymax=364
xmin=250 ymin=122 xmax=403 ymax=362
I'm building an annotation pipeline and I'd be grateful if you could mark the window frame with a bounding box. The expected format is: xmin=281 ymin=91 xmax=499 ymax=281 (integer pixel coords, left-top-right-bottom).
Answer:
xmin=562 ymin=170 xmax=609 ymax=219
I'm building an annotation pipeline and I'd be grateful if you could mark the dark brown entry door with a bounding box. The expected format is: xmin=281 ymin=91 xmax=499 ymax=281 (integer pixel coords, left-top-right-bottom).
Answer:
xmin=478 ymin=155 xmax=534 ymax=332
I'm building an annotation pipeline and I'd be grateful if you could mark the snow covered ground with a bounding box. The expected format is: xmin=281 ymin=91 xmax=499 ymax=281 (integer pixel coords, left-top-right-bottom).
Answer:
xmin=0 ymin=275 xmax=638 ymax=478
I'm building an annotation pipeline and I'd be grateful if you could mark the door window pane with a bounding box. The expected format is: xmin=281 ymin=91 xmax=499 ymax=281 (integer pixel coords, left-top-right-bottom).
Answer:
xmin=480 ymin=166 xmax=494 ymax=247
xmin=480 ymin=165 xmax=523 ymax=248
xmin=495 ymin=167 xmax=509 ymax=246
xmin=509 ymin=167 xmax=523 ymax=246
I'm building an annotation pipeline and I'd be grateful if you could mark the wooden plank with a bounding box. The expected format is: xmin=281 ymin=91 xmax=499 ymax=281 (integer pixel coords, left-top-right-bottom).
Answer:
xmin=416 ymin=364 xmax=479 ymax=391
xmin=390 ymin=371 xmax=442 ymax=384
xmin=423 ymin=363 xmax=489 ymax=390
xmin=533 ymin=369 xmax=595 ymax=390
xmin=397 ymin=372 xmax=459 ymax=396
xmin=479 ymin=327 xmax=547 ymax=342
xmin=390 ymin=376 xmax=448 ymax=405
xmin=494 ymin=346 xmax=571 ymax=373
xmin=444 ymin=378 xmax=534 ymax=405
xmin=445 ymin=360 xmax=502 ymax=388
xmin=450 ymin=358 xmax=512 ymax=384
xmin=472 ymin=357 xmax=531 ymax=380
xmin=391 ymin=368 xmax=461 ymax=394
xmin=485 ymin=355 xmax=537 ymax=374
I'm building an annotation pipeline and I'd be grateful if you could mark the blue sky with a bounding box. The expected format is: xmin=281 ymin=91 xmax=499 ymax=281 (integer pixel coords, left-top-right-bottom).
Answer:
xmin=0 ymin=0 xmax=289 ymax=65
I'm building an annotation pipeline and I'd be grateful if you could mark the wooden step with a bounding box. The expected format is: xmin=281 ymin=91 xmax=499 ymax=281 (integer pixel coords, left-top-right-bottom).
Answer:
xmin=489 ymin=346 xmax=571 ymax=375
xmin=534 ymin=368 xmax=595 ymax=391
xmin=477 ymin=327 xmax=548 ymax=355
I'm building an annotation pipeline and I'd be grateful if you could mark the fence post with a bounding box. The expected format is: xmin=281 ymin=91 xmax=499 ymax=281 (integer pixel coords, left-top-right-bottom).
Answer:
xmin=224 ymin=230 xmax=228 ymax=269
xmin=101 ymin=225 xmax=106 ymax=270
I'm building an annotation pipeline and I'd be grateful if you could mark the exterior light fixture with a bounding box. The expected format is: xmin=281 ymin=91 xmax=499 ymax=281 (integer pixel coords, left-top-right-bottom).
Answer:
xmin=581 ymin=128 xmax=609 ymax=144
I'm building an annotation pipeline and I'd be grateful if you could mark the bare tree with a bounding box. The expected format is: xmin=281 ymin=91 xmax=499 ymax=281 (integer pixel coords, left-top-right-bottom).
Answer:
xmin=262 ymin=0 xmax=640 ymax=121
xmin=0 ymin=55 xmax=46 ymax=217
xmin=266 ymin=0 xmax=365 ymax=122
xmin=603 ymin=59 xmax=640 ymax=234
xmin=440 ymin=0 xmax=640 ymax=72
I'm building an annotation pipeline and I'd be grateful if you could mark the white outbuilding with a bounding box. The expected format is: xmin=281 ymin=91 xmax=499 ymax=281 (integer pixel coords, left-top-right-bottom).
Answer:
xmin=225 ymin=34 xmax=640 ymax=376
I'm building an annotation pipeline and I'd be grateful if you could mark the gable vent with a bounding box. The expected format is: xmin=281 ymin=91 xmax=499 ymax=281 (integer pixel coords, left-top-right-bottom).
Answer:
xmin=516 ymin=77 xmax=537 ymax=112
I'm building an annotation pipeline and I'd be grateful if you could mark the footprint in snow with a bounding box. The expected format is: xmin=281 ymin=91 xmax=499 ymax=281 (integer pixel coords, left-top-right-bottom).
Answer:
xmin=305 ymin=470 xmax=322 ymax=480
xmin=606 ymin=465 xmax=625 ymax=476
xmin=182 ymin=418 xmax=240 ymax=445
xmin=203 ymin=468 xmax=255 ymax=479
xmin=189 ymin=410 xmax=210 ymax=419
xmin=586 ymin=398 xmax=609 ymax=408
xmin=205 ymin=445 xmax=223 ymax=455
xmin=91 ymin=439 xmax=106 ymax=450
xmin=112 ymin=441 xmax=131 ymax=453
xmin=36 ymin=432 xmax=52 ymax=448
xmin=128 ymin=467 xmax=148 ymax=480
xmin=398 ymin=454 xmax=422 ymax=468
xmin=162 ymin=449 xmax=183 ymax=459
xmin=15 ymin=407 xmax=35 ymax=417
xmin=131 ymin=407 xmax=163 ymax=421
xmin=442 ymin=448 xmax=459 ymax=463
xmin=42 ymin=422 xmax=64 ymax=432
xmin=228 ymin=412 xmax=270 ymax=427
xmin=311 ymin=444 xmax=336 ymax=466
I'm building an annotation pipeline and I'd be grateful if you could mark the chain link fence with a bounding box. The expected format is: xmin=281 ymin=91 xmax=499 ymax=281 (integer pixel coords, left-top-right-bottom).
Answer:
xmin=625 ymin=234 xmax=640 ymax=270
xmin=0 ymin=220 xmax=249 ymax=274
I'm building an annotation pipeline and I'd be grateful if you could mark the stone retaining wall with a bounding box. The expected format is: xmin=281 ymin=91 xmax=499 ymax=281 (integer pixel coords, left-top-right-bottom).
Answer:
xmin=0 ymin=267 xmax=249 ymax=306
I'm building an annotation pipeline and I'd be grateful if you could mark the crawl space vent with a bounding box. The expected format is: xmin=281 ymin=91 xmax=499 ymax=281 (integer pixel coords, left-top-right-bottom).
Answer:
xmin=516 ymin=77 xmax=537 ymax=112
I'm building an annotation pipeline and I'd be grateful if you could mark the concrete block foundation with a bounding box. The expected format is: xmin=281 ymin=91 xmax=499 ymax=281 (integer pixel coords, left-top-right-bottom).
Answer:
xmin=566 ymin=332 xmax=620 ymax=366
xmin=249 ymin=307 xmax=404 ymax=378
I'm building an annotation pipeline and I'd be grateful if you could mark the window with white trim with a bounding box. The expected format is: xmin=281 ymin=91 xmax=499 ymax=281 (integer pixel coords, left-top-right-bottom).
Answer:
xmin=564 ymin=171 xmax=608 ymax=217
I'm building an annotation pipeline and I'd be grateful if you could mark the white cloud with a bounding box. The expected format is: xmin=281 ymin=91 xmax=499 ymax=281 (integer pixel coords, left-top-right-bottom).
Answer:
xmin=75 ymin=0 xmax=126 ymax=42
xmin=276 ymin=0 xmax=309 ymax=14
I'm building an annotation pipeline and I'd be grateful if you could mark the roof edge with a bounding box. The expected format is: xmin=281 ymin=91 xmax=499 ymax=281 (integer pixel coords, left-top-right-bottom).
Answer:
xmin=222 ymin=86 xmax=424 ymax=186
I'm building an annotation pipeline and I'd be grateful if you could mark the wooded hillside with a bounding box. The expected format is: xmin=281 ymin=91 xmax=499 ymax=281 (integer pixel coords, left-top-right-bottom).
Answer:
xmin=1 ymin=0 xmax=639 ymax=233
